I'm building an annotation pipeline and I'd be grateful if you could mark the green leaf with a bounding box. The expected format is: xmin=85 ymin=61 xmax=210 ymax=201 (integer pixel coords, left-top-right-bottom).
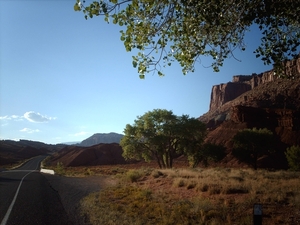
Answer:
xmin=132 ymin=60 xmax=138 ymax=68
xmin=158 ymin=71 xmax=164 ymax=76
xmin=139 ymin=74 xmax=145 ymax=79
xmin=74 ymin=3 xmax=81 ymax=11
xmin=75 ymin=0 xmax=300 ymax=78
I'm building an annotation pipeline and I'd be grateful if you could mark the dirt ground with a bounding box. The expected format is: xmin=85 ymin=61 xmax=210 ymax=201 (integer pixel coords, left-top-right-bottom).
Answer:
xmin=43 ymin=174 xmax=116 ymax=225
xmin=43 ymin=163 xmax=300 ymax=225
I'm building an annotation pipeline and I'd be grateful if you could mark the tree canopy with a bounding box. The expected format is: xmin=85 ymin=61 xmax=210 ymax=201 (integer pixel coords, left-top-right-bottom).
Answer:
xmin=120 ymin=109 xmax=207 ymax=168
xmin=74 ymin=0 xmax=300 ymax=78
xmin=232 ymin=127 xmax=274 ymax=170
xmin=186 ymin=143 xmax=226 ymax=168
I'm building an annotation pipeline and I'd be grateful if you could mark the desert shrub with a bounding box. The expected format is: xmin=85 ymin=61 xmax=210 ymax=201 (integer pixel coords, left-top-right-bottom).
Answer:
xmin=84 ymin=168 xmax=94 ymax=176
xmin=41 ymin=156 xmax=51 ymax=167
xmin=199 ymin=183 xmax=209 ymax=192
xmin=208 ymin=184 xmax=221 ymax=195
xmin=151 ymin=170 xmax=164 ymax=178
xmin=222 ymin=186 xmax=249 ymax=194
xmin=55 ymin=162 xmax=65 ymax=175
xmin=229 ymin=176 xmax=244 ymax=182
xmin=285 ymin=145 xmax=300 ymax=171
xmin=173 ymin=178 xmax=186 ymax=187
xmin=126 ymin=169 xmax=143 ymax=182
xmin=186 ymin=180 xmax=197 ymax=189
xmin=111 ymin=167 xmax=127 ymax=174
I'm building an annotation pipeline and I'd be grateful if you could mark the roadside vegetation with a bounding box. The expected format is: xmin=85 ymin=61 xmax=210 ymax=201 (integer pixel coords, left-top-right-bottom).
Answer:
xmin=42 ymin=114 xmax=300 ymax=224
xmin=285 ymin=145 xmax=300 ymax=171
xmin=77 ymin=167 xmax=300 ymax=225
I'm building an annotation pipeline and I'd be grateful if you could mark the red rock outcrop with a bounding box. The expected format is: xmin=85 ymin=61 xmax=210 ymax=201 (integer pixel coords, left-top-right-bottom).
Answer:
xmin=200 ymin=56 xmax=300 ymax=169
xmin=209 ymin=82 xmax=251 ymax=111
xmin=209 ymin=57 xmax=300 ymax=112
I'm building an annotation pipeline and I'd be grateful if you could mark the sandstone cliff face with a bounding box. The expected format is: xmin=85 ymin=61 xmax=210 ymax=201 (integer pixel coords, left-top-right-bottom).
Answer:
xmin=200 ymin=56 xmax=300 ymax=168
xmin=209 ymin=57 xmax=300 ymax=112
xmin=209 ymin=82 xmax=251 ymax=111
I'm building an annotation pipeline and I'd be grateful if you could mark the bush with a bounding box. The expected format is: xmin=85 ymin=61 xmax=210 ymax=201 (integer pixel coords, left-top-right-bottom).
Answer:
xmin=55 ymin=162 xmax=65 ymax=175
xmin=285 ymin=145 xmax=300 ymax=171
xmin=151 ymin=170 xmax=164 ymax=178
xmin=126 ymin=169 xmax=143 ymax=182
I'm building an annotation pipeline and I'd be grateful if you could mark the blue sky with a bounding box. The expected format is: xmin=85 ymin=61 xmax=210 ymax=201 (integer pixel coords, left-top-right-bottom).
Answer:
xmin=0 ymin=0 xmax=272 ymax=144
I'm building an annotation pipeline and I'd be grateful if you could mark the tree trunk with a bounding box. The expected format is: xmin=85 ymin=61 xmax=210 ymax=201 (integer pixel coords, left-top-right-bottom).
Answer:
xmin=154 ymin=152 xmax=162 ymax=169
xmin=160 ymin=154 xmax=166 ymax=168
xmin=165 ymin=153 xmax=170 ymax=168
xmin=169 ymin=151 xmax=173 ymax=168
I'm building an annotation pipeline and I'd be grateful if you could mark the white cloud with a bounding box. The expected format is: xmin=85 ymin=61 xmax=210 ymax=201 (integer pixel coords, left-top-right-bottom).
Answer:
xmin=0 ymin=116 xmax=10 ymax=120
xmin=0 ymin=115 xmax=23 ymax=121
xmin=24 ymin=111 xmax=56 ymax=123
xmin=20 ymin=128 xmax=40 ymax=133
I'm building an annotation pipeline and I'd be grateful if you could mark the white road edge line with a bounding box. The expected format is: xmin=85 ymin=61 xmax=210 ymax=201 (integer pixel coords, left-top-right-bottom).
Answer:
xmin=0 ymin=159 xmax=41 ymax=225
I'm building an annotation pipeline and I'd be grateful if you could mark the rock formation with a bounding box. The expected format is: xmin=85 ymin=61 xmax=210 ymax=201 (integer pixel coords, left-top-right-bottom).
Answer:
xmin=209 ymin=82 xmax=251 ymax=111
xmin=209 ymin=56 xmax=300 ymax=112
xmin=199 ymin=56 xmax=300 ymax=169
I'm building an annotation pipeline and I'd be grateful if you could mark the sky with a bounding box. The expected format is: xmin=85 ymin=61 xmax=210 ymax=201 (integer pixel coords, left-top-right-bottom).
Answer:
xmin=0 ymin=0 xmax=272 ymax=144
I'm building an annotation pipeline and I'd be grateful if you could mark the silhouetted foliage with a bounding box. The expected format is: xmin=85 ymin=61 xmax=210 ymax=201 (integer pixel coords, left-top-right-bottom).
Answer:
xmin=185 ymin=142 xmax=226 ymax=168
xmin=232 ymin=127 xmax=274 ymax=170
xmin=285 ymin=145 xmax=300 ymax=171
xmin=75 ymin=0 xmax=300 ymax=78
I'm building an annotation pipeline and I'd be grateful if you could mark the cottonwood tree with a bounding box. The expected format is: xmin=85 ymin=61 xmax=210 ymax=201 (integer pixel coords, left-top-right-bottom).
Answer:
xmin=232 ymin=127 xmax=274 ymax=170
xmin=120 ymin=109 xmax=207 ymax=168
xmin=74 ymin=0 xmax=300 ymax=78
xmin=184 ymin=142 xmax=226 ymax=168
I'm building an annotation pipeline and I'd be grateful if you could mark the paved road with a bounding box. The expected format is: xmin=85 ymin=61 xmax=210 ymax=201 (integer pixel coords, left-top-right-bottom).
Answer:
xmin=0 ymin=156 xmax=71 ymax=225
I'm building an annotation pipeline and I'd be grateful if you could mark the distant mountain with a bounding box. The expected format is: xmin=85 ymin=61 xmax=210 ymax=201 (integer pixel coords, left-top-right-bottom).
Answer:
xmin=79 ymin=132 xmax=124 ymax=147
xmin=60 ymin=141 xmax=80 ymax=145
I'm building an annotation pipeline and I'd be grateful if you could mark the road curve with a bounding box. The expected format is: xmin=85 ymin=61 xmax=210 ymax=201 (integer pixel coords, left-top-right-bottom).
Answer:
xmin=0 ymin=156 xmax=71 ymax=225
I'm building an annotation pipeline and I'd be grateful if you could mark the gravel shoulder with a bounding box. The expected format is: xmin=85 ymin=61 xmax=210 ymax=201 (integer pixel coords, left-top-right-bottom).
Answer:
xmin=43 ymin=174 xmax=116 ymax=225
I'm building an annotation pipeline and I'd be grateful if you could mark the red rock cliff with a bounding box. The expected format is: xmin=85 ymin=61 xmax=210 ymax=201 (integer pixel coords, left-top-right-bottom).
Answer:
xmin=209 ymin=56 xmax=300 ymax=112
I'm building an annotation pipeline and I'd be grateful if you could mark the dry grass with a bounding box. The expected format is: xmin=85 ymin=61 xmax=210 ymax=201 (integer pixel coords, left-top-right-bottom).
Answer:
xmin=58 ymin=165 xmax=300 ymax=225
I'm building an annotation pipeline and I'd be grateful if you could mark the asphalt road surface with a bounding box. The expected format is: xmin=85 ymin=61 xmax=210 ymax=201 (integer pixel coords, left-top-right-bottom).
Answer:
xmin=0 ymin=156 xmax=71 ymax=225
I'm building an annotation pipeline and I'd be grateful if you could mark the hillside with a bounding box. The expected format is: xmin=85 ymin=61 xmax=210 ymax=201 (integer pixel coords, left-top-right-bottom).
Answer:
xmin=0 ymin=140 xmax=64 ymax=166
xmin=48 ymin=143 xmax=129 ymax=167
xmin=79 ymin=132 xmax=124 ymax=146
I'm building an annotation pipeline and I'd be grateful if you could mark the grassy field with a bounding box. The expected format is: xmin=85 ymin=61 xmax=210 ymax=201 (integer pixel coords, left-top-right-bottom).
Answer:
xmin=53 ymin=165 xmax=300 ymax=225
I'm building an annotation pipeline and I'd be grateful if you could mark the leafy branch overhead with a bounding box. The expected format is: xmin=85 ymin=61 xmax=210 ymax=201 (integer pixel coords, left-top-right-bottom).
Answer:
xmin=74 ymin=0 xmax=300 ymax=78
